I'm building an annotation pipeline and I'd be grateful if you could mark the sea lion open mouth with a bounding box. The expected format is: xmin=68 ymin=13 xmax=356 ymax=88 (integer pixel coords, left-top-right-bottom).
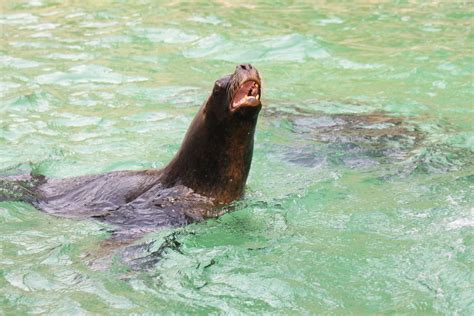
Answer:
xmin=231 ymin=80 xmax=261 ymax=110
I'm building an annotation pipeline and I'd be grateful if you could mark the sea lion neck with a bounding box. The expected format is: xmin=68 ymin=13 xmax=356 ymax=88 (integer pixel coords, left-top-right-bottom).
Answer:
xmin=161 ymin=65 xmax=262 ymax=204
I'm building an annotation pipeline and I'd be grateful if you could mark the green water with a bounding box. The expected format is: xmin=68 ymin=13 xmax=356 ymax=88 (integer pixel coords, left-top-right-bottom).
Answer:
xmin=1 ymin=1 xmax=473 ymax=314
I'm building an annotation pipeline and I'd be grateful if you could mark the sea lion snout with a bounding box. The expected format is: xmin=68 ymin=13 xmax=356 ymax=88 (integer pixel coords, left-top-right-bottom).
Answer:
xmin=230 ymin=64 xmax=262 ymax=111
xmin=237 ymin=64 xmax=253 ymax=71
xmin=234 ymin=64 xmax=260 ymax=84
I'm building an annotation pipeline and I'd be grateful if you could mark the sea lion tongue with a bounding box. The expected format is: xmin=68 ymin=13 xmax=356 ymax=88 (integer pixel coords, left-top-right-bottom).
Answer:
xmin=232 ymin=80 xmax=261 ymax=109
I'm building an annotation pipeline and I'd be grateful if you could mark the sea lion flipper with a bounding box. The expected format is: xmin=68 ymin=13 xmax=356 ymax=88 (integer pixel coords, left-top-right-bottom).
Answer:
xmin=0 ymin=173 xmax=45 ymax=203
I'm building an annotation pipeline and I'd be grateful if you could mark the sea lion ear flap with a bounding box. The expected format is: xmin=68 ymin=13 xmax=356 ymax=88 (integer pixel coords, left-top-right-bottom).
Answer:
xmin=203 ymin=74 xmax=232 ymax=120
xmin=213 ymin=74 xmax=232 ymax=92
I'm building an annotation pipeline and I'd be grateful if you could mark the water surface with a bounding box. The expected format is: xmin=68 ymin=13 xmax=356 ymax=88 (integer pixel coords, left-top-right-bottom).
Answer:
xmin=1 ymin=1 xmax=473 ymax=314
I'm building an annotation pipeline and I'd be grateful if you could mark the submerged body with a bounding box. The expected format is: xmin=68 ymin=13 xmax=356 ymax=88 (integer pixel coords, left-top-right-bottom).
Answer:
xmin=268 ymin=108 xmax=425 ymax=169
xmin=0 ymin=64 xmax=263 ymax=241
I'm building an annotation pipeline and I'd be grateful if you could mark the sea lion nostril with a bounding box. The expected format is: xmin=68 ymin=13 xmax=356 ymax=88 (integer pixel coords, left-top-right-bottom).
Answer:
xmin=239 ymin=64 xmax=247 ymax=70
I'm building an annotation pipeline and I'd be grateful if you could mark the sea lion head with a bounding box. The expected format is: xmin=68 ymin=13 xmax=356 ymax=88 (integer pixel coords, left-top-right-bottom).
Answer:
xmin=204 ymin=63 xmax=262 ymax=121
xmin=163 ymin=64 xmax=263 ymax=206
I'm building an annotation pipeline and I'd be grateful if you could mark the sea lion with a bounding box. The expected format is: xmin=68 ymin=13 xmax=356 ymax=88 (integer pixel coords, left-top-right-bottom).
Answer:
xmin=0 ymin=64 xmax=262 ymax=241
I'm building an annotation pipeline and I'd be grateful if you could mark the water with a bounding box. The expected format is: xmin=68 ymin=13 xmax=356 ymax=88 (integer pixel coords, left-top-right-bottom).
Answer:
xmin=1 ymin=1 xmax=473 ymax=314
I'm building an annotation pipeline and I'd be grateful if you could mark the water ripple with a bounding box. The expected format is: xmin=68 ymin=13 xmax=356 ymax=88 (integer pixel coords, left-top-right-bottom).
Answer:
xmin=35 ymin=65 xmax=148 ymax=86
xmin=0 ymin=55 xmax=41 ymax=69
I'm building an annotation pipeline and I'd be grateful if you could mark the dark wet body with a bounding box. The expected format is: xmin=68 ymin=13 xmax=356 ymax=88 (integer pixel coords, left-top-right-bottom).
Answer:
xmin=0 ymin=64 xmax=262 ymax=241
